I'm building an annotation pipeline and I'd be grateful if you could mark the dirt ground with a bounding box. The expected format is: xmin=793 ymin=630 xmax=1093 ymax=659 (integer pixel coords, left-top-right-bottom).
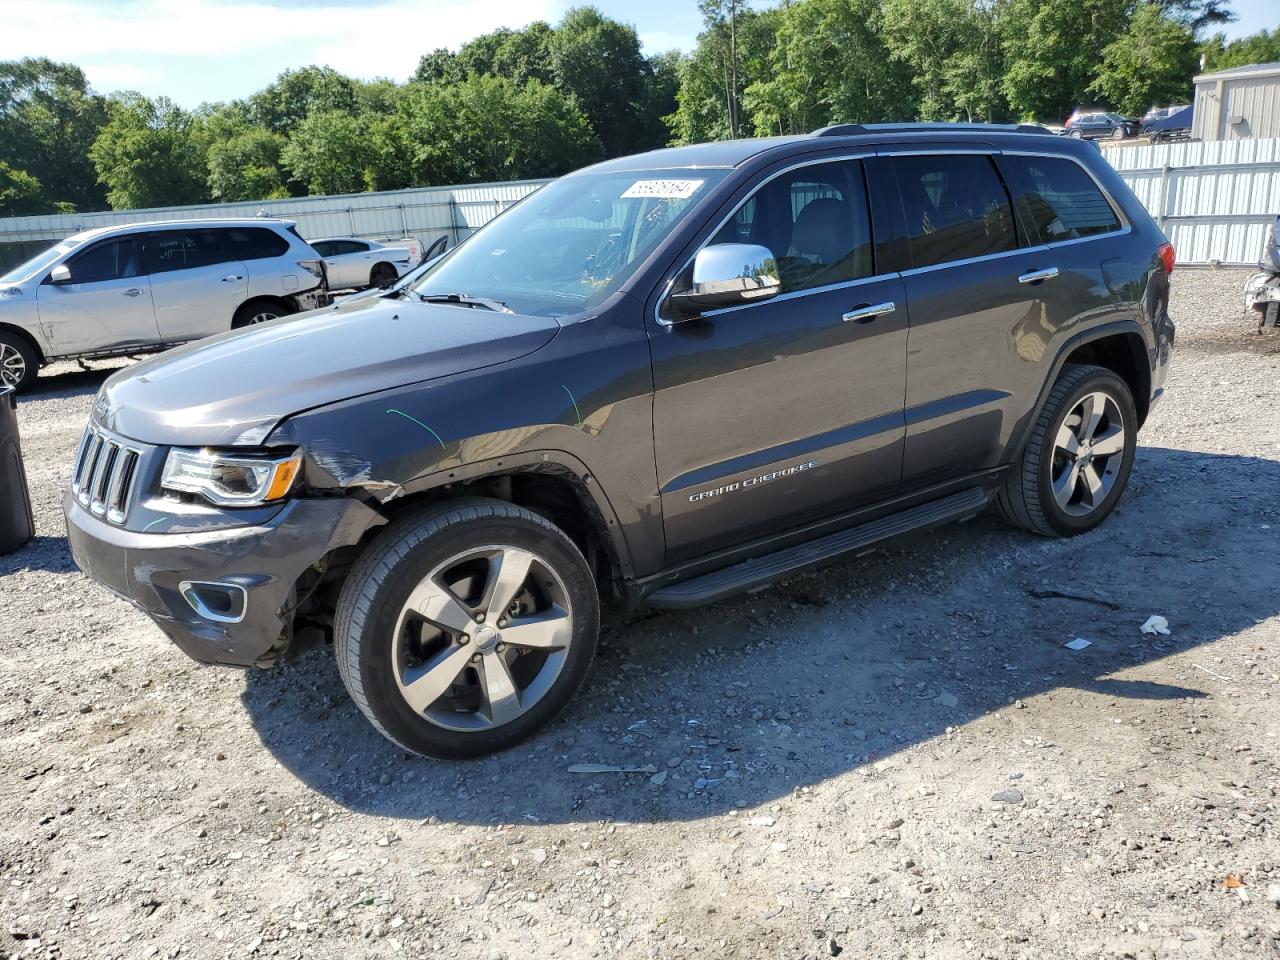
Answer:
xmin=2 ymin=268 xmax=1277 ymax=960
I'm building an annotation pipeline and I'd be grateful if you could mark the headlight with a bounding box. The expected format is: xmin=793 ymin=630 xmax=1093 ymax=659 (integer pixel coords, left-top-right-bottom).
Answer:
xmin=161 ymin=448 xmax=301 ymax=507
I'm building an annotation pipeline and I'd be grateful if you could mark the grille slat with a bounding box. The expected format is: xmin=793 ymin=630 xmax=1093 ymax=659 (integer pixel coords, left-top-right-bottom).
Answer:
xmin=71 ymin=425 xmax=143 ymax=526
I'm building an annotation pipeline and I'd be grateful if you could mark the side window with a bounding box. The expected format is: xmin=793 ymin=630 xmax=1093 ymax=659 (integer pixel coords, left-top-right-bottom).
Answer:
xmin=712 ymin=160 xmax=874 ymax=295
xmin=227 ymin=228 xmax=289 ymax=260
xmin=146 ymin=232 xmax=190 ymax=273
xmin=146 ymin=230 xmax=233 ymax=273
xmin=66 ymin=237 xmax=143 ymax=283
xmin=310 ymin=240 xmax=337 ymax=257
xmin=891 ymin=154 xmax=1018 ymax=268
xmin=185 ymin=230 xmax=234 ymax=268
xmin=1003 ymin=156 xmax=1121 ymax=243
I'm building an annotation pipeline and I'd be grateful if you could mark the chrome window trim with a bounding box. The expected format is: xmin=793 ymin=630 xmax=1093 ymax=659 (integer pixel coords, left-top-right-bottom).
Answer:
xmin=899 ymin=245 xmax=1031 ymax=278
xmin=655 ymin=150 xmax=879 ymax=327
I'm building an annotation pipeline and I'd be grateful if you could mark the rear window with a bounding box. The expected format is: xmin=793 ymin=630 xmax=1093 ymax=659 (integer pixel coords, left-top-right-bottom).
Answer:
xmin=1002 ymin=156 xmax=1121 ymax=242
xmin=226 ymin=227 xmax=289 ymax=260
xmin=891 ymin=155 xmax=1018 ymax=269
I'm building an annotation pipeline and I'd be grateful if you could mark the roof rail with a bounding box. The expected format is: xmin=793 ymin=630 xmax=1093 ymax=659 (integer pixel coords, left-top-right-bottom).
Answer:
xmin=812 ymin=122 xmax=1051 ymax=137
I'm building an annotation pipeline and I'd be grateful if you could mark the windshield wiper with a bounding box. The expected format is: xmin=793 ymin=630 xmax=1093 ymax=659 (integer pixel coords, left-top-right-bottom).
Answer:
xmin=414 ymin=292 xmax=512 ymax=313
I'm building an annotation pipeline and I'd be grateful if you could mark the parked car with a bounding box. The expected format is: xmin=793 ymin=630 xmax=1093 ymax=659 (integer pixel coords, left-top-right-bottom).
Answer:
xmin=1064 ymin=110 xmax=1138 ymax=140
xmin=309 ymin=236 xmax=442 ymax=291
xmin=66 ymin=124 xmax=1175 ymax=759
xmin=1140 ymin=105 xmax=1193 ymax=143
xmin=0 ymin=219 xmax=328 ymax=392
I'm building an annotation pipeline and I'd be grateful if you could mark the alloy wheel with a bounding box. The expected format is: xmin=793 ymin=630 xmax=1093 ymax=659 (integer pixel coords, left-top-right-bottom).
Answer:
xmin=249 ymin=311 xmax=279 ymax=325
xmin=0 ymin=343 xmax=26 ymax=390
xmin=391 ymin=545 xmax=574 ymax=731
xmin=1050 ymin=391 xmax=1127 ymax=517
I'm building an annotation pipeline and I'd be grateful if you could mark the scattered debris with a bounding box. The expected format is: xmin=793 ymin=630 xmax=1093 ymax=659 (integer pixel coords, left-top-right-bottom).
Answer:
xmin=936 ymin=691 xmax=959 ymax=708
xmin=1193 ymin=663 xmax=1235 ymax=682
xmin=1140 ymin=615 xmax=1171 ymax=636
xmin=567 ymin=763 xmax=659 ymax=774
xmin=1064 ymin=638 xmax=1093 ymax=651
xmin=991 ymin=789 xmax=1024 ymax=804
xmin=1029 ymin=588 xmax=1121 ymax=610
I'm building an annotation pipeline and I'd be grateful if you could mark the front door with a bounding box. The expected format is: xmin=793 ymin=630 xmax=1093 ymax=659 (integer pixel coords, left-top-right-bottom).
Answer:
xmin=146 ymin=228 xmax=247 ymax=343
xmin=35 ymin=235 xmax=158 ymax=356
xmin=649 ymin=158 xmax=909 ymax=563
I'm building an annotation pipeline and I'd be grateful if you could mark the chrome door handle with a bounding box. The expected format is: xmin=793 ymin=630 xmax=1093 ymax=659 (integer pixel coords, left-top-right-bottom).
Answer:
xmin=221 ymin=275 xmax=243 ymax=282
xmin=842 ymin=301 xmax=896 ymax=323
xmin=1018 ymin=267 xmax=1060 ymax=284
xmin=123 ymin=288 xmax=142 ymax=297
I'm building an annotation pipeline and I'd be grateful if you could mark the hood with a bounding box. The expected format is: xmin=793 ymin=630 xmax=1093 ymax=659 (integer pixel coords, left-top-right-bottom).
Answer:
xmin=96 ymin=295 xmax=560 ymax=446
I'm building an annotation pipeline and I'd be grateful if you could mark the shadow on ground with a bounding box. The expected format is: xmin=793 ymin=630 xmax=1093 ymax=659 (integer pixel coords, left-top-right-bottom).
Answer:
xmin=228 ymin=445 xmax=1274 ymax=823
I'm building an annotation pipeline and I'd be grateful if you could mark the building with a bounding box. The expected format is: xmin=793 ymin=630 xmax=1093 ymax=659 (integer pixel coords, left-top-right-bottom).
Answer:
xmin=1192 ymin=61 xmax=1280 ymax=141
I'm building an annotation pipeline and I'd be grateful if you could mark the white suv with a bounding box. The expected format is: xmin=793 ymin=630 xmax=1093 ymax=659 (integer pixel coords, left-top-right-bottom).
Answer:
xmin=0 ymin=218 xmax=328 ymax=392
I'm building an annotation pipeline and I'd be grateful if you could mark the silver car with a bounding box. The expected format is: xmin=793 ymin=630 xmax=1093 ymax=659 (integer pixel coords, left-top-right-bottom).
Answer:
xmin=0 ymin=218 xmax=328 ymax=392
xmin=309 ymin=236 xmax=441 ymax=291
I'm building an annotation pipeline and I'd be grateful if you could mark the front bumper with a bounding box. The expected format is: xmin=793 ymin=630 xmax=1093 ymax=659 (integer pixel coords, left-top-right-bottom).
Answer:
xmin=65 ymin=492 xmax=381 ymax=667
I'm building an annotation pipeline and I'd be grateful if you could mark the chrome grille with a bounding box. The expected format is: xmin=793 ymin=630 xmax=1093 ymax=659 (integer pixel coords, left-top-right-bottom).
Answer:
xmin=71 ymin=424 xmax=142 ymax=524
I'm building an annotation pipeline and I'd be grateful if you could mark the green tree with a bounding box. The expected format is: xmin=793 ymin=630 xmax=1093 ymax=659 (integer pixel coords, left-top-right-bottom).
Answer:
xmin=88 ymin=93 xmax=207 ymax=209
xmin=0 ymin=160 xmax=46 ymax=216
xmin=248 ymin=66 xmax=357 ymax=135
xmin=384 ymin=75 xmax=602 ymax=186
xmin=745 ymin=0 xmax=913 ymax=134
xmin=280 ymin=109 xmax=374 ymax=195
xmin=0 ymin=58 xmax=108 ymax=212
xmin=1092 ymin=3 xmax=1197 ymax=114
xmin=1001 ymin=0 xmax=1131 ymax=121
xmin=547 ymin=6 xmax=654 ymax=156
xmin=208 ymin=127 xmax=288 ymax=201
xmin=668 ymin=6 xmax=779 ymax=143
xmin=1200 ymin=28 xmax=1280 ymax=72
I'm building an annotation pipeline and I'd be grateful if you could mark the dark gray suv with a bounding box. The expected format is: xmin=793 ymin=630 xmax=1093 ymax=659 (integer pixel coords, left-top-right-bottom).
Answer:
xmin=66 ymin=124 xmax=1175 ymax=758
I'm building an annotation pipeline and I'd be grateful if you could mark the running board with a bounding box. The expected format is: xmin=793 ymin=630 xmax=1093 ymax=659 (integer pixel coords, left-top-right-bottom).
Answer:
xmin=644 ymin=488 xmax=989 ymax=609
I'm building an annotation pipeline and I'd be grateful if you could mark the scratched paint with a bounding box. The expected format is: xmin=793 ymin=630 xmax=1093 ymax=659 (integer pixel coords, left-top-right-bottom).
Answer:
xmin=385 ymin=408 xmax=446 ymax=449
xmin=561 ymin=385 xmax=583 ymax=428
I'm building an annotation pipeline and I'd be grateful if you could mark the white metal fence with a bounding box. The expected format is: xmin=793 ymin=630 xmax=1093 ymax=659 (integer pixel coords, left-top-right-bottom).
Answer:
xmin=0 ymin=179 xmax=551 ymax=266
xmin=1105 ymin=137 xmax=1280 ymax=265
xmin=3 ymin=140 xmax=1279 ymax=267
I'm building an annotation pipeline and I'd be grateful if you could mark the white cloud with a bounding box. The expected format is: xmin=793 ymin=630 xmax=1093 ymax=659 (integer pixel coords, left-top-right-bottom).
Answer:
xmin=1 ymin=0 xmax=568 ymax=101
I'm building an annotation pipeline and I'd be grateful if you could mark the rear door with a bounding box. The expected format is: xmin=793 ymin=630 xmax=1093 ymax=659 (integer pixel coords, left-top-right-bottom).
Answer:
xmin=887 ymin=151 xmax=1077 ymax=489
xmin=35 ymin=235 xmax=158 ymax=355
xmin=147 ymin=228 xmax=247 ymax=343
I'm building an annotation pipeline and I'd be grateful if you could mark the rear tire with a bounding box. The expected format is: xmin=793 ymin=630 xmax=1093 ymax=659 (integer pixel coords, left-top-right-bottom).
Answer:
xmin=334 ymin=498 xmax=599 ymax=759
xmin=1069 ymin=128 xmax=1083 ymax=139
xmin=997 ymin=364 xmax=1137 ymax=538
xmin=369 ymin=263 xmax=398 ymax=289
xmin=232 ymin=299 xmax=289 ymax=329
xmin=0 ymin=331 xmax=39 ymax=393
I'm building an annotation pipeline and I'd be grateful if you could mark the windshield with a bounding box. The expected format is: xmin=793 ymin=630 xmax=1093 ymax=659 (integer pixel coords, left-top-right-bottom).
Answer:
xmin=0 ymin=240 xmax=80 ymax=284
xmin=407 ymin=168 xmax=729 ymax=317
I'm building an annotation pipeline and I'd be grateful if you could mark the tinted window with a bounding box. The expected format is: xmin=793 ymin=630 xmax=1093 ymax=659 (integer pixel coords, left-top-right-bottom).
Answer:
xmin=66 ymin=237 xmax=143 ymax=283
xmin=892 ymin=155 xmax=1018 ymax=268
xmin=310 ymin=240 xmax=338 ymax=257
xmin=711 ymin=160 xmax=874 ymax=294
xmin=146 ymin=230 xmax=234 ymax=273
xmin=1002 ymin=155 xmax=1121 ymax=242
xmin=226 ymin=227 xmax=289 ymax=260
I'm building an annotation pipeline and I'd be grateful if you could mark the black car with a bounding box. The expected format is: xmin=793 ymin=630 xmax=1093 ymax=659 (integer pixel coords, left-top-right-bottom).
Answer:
xmin=1065 ymin=111 xmax=1138 ymax=140
xmin=66 ymin=124 xmax=1176 ymax=758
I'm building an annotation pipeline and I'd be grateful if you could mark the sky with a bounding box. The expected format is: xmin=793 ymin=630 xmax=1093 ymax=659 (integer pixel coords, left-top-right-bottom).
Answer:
xmin=0 ymin=0 xmax=1274 ymax=108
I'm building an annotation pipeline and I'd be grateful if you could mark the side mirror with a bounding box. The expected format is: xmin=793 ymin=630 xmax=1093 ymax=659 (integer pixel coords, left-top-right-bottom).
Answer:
xmin=49 ymin=264 xmax=72 ymax=285
xmin=668 ymin=243 xmax=780 ymax=320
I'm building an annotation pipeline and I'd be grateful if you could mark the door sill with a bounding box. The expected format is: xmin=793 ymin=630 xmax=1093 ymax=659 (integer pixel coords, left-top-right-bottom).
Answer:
xmin=643 ymin=487 xmax=989 ymax=610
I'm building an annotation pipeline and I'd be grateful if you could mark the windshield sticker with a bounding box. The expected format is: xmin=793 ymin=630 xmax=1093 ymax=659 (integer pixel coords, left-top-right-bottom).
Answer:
xmin=621 ymin=179 xmax=705 ymax=200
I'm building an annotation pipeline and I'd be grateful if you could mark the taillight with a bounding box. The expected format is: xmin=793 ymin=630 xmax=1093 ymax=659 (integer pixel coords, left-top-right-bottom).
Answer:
xmin=1156 ymin=243 xmax=1176 ymax=274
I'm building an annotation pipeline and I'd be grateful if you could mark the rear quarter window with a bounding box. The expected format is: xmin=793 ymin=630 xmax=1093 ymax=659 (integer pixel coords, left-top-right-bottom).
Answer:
xmin=226 ymin=228 xmax=290 ymax=260
xmin=1001 ymin=155 xmax=1121 ymax=243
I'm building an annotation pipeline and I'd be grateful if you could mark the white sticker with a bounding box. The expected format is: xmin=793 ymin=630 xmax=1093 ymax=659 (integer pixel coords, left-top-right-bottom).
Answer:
xmin=621 ymin=179 xmax=704 ymax=200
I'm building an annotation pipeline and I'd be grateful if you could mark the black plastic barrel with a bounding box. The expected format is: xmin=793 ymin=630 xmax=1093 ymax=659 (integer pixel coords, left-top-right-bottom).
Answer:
xmin=0 ymin=387 xmax=35 ymax=555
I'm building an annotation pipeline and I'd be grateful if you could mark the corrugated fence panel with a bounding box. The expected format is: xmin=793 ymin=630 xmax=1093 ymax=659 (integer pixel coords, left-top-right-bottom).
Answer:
xmin=3 ymin=141 xmax=1279 ymax=266
xmin=0 ymin=179 xmax=551 ymax=253
xmin=1105 ymin=137 xmax=1280 ymax=264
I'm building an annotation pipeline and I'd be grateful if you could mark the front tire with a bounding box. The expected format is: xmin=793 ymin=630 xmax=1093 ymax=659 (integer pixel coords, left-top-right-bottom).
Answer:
xmin=1111 ymin=126 xmax=1125 ymax=140
xmin=997 ymin=364 xmax=1137 ymax=538
xmin=334 ymin=499 xmax=599 ymax=759
xmin=0 ymin=331 xmax=39 ymax=393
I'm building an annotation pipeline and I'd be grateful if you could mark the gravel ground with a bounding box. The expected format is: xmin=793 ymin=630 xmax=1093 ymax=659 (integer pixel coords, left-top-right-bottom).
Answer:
xmin=2 ymin=268 xmax=1278 ymax=960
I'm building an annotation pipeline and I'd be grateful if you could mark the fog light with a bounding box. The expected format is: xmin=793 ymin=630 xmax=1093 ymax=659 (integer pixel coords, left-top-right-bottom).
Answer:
xmin=179 ymin=580 xmax=248 ymax=624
